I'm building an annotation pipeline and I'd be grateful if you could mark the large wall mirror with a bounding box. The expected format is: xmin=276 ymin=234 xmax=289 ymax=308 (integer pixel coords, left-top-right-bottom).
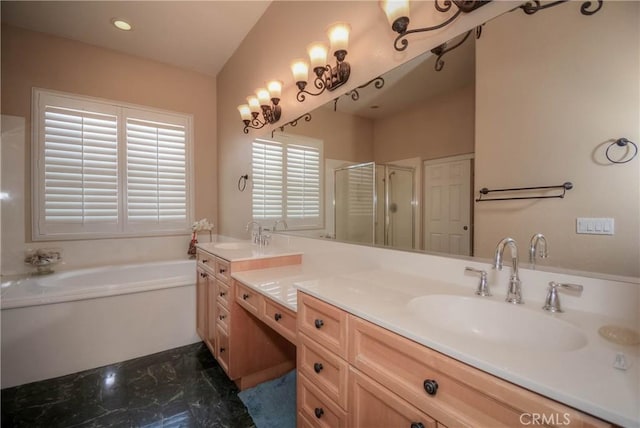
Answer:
xmin=259 ymin=2 xmax=639 ymax=279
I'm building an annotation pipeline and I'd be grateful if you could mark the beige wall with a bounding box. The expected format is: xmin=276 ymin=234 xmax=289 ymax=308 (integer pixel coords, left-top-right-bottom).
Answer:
xmin=280 ymin=106 xmax=374 ymax=162
xmin=216 ymin=0 xmax=515 ymax=238
xmin=475 ymin=3 xmax=640 ymax=277
xmin=373 ymin=84 xmax=474 ymax=163
xmin=1 ymin=25 xmax=217 ymax=274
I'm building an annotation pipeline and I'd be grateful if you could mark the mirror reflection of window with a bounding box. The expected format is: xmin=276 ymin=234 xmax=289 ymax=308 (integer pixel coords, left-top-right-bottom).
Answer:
xmin=252 ymin=134 xmax=324 ymax=230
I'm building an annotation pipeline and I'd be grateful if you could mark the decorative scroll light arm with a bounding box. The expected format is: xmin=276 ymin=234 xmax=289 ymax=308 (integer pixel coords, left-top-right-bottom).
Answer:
xmin=430 ymin=26 xmax=482 ymax=72
xmin=334 ymin=76 xmax=385 ymax=111
xmin=520 ymin=0 xmax=603 ymax=15
xmin=394 ymin=8 xmax=463 ymax=52
xmin=271 ymin=113 xmax=312 ymax=138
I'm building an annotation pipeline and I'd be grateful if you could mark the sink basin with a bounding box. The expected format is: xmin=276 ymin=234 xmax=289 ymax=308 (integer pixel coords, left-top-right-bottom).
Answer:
xmin=213 ymin=242 xmax=254 ymax=250
xmin=407 ymin=295 xmax=587 ymax=352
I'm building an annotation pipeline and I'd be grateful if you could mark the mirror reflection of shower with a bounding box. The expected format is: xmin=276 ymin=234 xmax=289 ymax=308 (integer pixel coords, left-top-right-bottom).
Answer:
xmin=334 ymin=162 xmax=415 ymax=250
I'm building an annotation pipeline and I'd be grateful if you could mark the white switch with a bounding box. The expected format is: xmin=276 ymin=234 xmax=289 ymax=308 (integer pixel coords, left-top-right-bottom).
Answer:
xmin=576 ymin=218 xmax=615 ymax=235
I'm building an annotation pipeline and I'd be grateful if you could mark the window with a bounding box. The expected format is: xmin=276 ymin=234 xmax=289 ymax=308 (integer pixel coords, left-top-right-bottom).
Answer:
xmin=252 ymin=134 xmax=323 ymax=229
xmin=32 ymin=89 xmax=193 ymax=240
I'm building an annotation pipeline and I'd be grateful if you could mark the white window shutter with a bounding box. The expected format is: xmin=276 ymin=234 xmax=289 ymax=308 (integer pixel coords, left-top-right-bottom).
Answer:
xmin=286 ymin=143 xmax=320 ymax=221
xmin=252 ymin=139 xmax=283 ymax=220
xmin=126 ymin=118 xmax=187 ymax=224
xmin=39 ymin=104 xmax=120 ymax=236
xmin=33 ymin=89 xmax=193 ymax=240
xmin=252 ymin=135 xmax=323 ymax=229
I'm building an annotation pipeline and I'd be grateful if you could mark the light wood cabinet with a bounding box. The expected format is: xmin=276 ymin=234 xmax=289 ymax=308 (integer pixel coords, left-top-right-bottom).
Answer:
xmin=195 ymin=266 xmax=208 ymax=340
xmin=196 ymin=248 xmax=301 ymax=390
xmin=262 ymin=297 xmax=297 ymax=345
xmin=297 ymin=291 xmax=611 ymax=428
xmin=350 ymin=367 xmax=436 ymax=428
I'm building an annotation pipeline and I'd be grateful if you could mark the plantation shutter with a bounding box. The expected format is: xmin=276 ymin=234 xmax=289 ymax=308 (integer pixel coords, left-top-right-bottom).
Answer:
xmin=251 ymin=134 xmax=323 ymax=229
xmin=286 ymin=143 xmax=321 ymax=222
xmin=126 ymin=118 xmax=187 ymax=226
xmin=39 ymin=103 xmax=120 ymax=236
xmin=252 ymin=139 xmax=284 ymax=220
xmin=33 ymin=89 xmax=193 ymax=240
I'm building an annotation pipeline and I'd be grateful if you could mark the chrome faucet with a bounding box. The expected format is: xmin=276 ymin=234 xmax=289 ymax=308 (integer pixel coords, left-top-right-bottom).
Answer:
xmin=493 ymin=237 xmax=523 ymax=304
xmin=272 ymin=219 xmax=288 ymax=231
xmin=245 ymin=221 xmax=264 ymax=246
xmin=529 ymin=233 xmax=548 ymax=270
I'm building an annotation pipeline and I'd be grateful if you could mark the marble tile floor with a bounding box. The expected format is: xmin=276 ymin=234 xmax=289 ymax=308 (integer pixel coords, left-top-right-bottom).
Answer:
xmin=1 ymin=342 xmax=255 ymax=428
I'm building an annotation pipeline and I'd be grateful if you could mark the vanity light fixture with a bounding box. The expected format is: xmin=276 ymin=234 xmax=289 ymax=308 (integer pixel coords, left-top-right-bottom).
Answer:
xmin=380 ymin=0 xmax=491 ymax=52
xmin=237 ymin=80 xmax=283 ymax=134
xmin=292 ymin=22 xmax=352 ymax=102
xmin=111 ymin=18 xmax=133 ymax=31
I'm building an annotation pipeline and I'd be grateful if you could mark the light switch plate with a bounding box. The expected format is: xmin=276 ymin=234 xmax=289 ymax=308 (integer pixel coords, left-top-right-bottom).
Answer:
xmin=576 ymin=218 xmax=614 ymax=235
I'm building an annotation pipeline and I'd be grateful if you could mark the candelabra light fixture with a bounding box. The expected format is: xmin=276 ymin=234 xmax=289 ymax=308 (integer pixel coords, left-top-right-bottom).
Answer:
xmin=292 ymin=22 xmax=352 ymax=102
xmin=380 ymin=0 xmax=491 ymax=52
xmin=237 ymin=80 xmax=283 ymax=133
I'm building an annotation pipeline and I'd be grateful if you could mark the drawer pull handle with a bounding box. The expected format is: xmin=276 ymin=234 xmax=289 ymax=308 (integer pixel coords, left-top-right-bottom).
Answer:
xmin=219 ymin=292 xmax=226 ymax=297
xmin=202 ymin=259 xmax=208 ymax=263
xmin=219 ymin=315 xmax=226 ymax=320
xmin=313 ymin=362 xmax=323 ymax=373
xmin=423 ymin=379 xmax=438 ymax=396
xmin=243 ymin=293 xmax=250 ymax=300
xmin=274 ymin=313 xmax=282 ymax=321
xmin=410 ymin=423 xmax=425 ymax=428
xmin=200 ymin=272 xmax=207 ymax=278
xmin=219 ymin=347 xmax=226 ymax=353
xmin=219 ymin=268 xmax=227 ymax=274
xmin=314 ymin=319 xmax=324 ymax=329
xmin=314 ymin=407 xmax=324 ymax=419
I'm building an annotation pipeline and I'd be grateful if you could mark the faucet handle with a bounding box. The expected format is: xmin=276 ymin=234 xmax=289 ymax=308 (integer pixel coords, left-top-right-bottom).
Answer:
xmin=542 ymin=281 xmax=583 ymax=313
xmin=465 ymin=267 xmax=491 ymax=297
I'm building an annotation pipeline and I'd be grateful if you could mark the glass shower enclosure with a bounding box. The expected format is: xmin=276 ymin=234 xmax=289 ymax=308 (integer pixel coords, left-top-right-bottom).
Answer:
xmin=334 ymin=162 xmax=415 ymax=250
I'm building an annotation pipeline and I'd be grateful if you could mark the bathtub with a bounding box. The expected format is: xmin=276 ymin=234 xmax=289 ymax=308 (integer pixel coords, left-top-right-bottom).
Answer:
xmin=1 ymin=259 xmax=200 ymax=388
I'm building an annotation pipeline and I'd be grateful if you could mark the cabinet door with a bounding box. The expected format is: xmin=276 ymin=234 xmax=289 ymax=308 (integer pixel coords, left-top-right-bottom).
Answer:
xmin=196 ymin=267 xmax=208 ymax=340
xmin=216 ymin=326 xmax=230 ymax=374
xmin=205 ymin=276 xmax=218 ymax=352
xmin=350 ymin=368 xmax=436 ymax=428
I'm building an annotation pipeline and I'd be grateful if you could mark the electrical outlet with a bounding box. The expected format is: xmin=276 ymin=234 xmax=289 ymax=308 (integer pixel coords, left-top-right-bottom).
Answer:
xmin=576 ymin=218 xmax=614 ymax=235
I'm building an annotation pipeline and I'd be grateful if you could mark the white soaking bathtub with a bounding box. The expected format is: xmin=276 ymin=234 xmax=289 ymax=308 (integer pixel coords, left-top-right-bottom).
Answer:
xmin=1 ymin=259 xmax=200 ymax=388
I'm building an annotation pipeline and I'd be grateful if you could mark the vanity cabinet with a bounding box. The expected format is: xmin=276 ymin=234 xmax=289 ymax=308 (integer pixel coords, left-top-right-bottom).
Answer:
xmin=297 ymin=292 xmax=350 ymax=426
xmin=196 ymin=248 xmax=301 ymax=390
xmin=297 ymin=291 xmax=611 ymax=428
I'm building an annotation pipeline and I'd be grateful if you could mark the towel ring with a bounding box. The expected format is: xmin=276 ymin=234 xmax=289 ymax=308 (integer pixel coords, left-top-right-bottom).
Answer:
xmin=238 ymin=174 xmax=249 ymax=191
xmin=606 ymin=138 xmax=637 ymax=164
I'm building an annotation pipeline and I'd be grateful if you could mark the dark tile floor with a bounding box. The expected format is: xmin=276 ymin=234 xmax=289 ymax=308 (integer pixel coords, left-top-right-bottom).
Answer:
xmin=1 ymin=342 xmax=255 ymax=428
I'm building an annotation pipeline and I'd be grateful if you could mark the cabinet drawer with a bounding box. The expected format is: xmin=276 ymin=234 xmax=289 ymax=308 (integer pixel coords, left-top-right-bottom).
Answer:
xmin=217 ymin=280 xmax=230 ymax=308
xmin=215 ymin=258 xmax=230 ymax=282
xmin=235 ymin=281 xmax=260 ymax=315
xmin=298 ymin=292 xmax=348 ymax=359
xmin=350 ymin=367 xmax=436 ymax=428
xmin=262 ymin=298 xmax=297 ymax=344
xmin=197 ymin=251 xmax=215 ymax=274
xmin=349 ymin=316 xmax=608 ymax=428
xmin=216 ymin=302 xmax=229 ymax=333
xmin=298 ymin=333 xmax=348 ymax=409
xmin=298 ymin=373 xmax=347 ymax=428
xmin=215 ymin=326 xmax=230 ymax=374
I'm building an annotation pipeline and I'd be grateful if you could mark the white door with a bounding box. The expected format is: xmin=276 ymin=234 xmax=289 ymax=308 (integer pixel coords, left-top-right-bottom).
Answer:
xmin=423 ymin=156 xmax=472 ymax=255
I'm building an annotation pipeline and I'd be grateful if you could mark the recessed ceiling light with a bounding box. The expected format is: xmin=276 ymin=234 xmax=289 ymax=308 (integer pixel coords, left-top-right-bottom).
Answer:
xmin=111 ymin=18 xmax=132 ymax=31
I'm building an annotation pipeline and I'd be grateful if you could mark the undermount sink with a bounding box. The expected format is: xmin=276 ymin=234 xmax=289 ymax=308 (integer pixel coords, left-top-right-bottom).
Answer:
xmin=407 ymin=295 xmax=587 ymax=352
xmin=213 ymin=242 xmax=254 ymax=250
